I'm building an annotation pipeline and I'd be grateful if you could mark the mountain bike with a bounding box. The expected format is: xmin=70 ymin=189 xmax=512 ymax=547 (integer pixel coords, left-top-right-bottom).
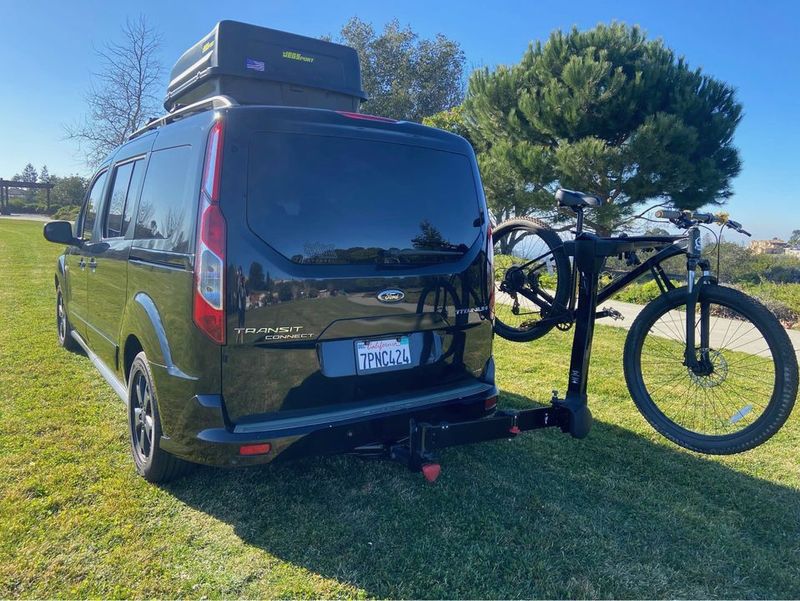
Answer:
xmin=492 ymin=189 xmax=798 ymax=454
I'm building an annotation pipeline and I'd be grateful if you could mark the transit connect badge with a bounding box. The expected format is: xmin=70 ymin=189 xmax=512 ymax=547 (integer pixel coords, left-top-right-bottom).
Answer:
xmin=376 ymin=289 xmax=405 ymax=303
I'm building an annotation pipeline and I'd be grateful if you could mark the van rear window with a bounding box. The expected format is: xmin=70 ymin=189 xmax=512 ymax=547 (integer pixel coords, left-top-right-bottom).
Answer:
xmin=246 ymin=133 xmax=482 ymax=265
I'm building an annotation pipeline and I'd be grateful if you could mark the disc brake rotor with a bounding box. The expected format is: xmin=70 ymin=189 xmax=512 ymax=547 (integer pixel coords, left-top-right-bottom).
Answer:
xmin=687 ymin=349 xmax=729 ymax=388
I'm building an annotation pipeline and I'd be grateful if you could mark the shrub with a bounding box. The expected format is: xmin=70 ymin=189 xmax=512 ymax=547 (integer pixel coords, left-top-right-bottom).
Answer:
xmin=735 ymin=282 xmax=800 ymax=328
xmin=613 ymin=279 xmax=680 ymax=304
xmin=52 ymin=205 xmax=80 ymax=221
xmin=764 ymin=264 xmax=800 ymax=284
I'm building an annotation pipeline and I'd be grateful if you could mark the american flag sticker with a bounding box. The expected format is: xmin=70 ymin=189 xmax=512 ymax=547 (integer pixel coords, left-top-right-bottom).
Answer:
xmin=245 ymin=58 xmax=265 ymax=72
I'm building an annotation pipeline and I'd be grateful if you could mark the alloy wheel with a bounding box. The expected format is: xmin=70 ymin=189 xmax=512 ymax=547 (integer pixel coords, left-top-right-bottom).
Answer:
xmin=56 ymin=292 xmax=67 ymax=344
xmin=131 ymin=371 xmax=155 ymax=462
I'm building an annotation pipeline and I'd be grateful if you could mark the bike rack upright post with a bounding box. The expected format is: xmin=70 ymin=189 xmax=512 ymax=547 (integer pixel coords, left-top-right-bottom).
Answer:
xmin=554 ymin=232 xmax=604 ymax=438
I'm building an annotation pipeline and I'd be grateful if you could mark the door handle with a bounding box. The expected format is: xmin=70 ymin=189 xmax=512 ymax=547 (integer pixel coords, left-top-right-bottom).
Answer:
xmin=79 ymin=258 xmax=86 ymax=271
xmin=88 ymin=258 xmax=97 ymax=272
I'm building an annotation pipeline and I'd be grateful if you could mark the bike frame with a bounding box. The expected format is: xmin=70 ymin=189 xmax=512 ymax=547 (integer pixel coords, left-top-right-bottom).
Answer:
xmin=558 ymin=233 xmax=686 ymax=433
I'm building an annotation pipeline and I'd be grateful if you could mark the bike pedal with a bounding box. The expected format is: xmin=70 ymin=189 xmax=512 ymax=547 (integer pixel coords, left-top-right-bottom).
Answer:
xmin=599 ymin=307 xmax=624 ymax=321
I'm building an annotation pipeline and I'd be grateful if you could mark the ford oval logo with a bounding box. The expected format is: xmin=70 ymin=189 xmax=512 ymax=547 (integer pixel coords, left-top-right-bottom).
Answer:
xmin=377 ymin=289 xmax=405 ymax=303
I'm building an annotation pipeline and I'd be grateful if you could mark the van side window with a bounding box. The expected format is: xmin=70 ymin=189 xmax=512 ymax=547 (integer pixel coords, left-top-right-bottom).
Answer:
xmin=122 ymin=159 xmax=146 ymax=235
xmin=103 ymin=158 xmax=146 ymax=239
xmin=81 ymin=170 xmax=108 ymax=241
xmin=104 ymin=161 xmax=134 ymax=238
xmin=133 ymin=146 xmax=195 ymax=253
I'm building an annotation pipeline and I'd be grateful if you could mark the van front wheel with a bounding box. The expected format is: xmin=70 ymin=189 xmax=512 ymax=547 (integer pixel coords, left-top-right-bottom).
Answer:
xmin=128 ymin=352 xmax=191 ymax=482
xmin=56 ymin=286 xmax=80 ymax=352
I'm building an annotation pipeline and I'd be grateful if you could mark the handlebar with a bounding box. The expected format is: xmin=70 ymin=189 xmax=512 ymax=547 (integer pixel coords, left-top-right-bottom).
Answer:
xmin=654 ymin=209 xmax=683 ymax=220
xmin=654 ymin=209 xmax=751 ymax=237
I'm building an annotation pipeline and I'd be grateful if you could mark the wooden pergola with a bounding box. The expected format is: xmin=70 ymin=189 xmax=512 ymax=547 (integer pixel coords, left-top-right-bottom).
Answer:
xmin=0 ymin=179 xmax=55 ymax=215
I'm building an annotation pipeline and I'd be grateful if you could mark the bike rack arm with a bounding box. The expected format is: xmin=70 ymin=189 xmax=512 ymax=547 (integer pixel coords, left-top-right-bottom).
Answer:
xmin=402 ymin=406 xmax=572 ymax=470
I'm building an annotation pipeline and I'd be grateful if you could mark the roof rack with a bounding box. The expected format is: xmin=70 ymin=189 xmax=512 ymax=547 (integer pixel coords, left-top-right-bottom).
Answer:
xmin=127 ymin=95 xmax=238 ymax=141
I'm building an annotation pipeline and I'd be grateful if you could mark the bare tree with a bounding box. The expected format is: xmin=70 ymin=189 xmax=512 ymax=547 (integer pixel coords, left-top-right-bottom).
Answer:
xmin=66 ymin=16 xmax=163 ymax=167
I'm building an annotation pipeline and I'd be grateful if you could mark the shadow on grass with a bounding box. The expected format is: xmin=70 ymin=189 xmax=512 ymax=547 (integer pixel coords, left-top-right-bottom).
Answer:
xmin=165 ymin=391 xmax=800 ymax=599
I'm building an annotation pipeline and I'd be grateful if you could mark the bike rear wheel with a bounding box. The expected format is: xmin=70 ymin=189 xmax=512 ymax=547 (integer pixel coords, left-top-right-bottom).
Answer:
xmin=623 ymin=284 xmax=797 ymax=454
xmin=492 ymin=217 xmax=571 ymax=342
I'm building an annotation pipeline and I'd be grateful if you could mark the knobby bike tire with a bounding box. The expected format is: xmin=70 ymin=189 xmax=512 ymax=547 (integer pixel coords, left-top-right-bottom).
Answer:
xmin=623 ymin=285 xmax=798 ymax=454
xmin=492 ymin=217 xmax=571 ymax=342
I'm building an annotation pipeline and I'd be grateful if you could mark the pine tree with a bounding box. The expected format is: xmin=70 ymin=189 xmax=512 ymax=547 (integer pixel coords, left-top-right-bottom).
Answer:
xmin=16 ymin=163 xmax=38 ymax=182
xmin=464 ymin=23 xmax=742 ymax=234
xmin=13 ymin=163 xmax=39 ymax=202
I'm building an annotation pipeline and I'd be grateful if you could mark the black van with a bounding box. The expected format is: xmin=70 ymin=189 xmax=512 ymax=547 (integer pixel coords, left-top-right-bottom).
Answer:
xmin=43 ymin=22 xmax=495 ymax=482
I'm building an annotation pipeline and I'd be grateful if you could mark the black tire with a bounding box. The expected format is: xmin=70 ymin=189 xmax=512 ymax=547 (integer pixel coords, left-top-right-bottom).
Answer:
xmin=624 ymin=285 xmax=798 ymax=454
xmin=492 ymin=217 xmax=571 ymax=342
xmin=128 ymin=352 xmax=192 ymax=482
xmin=56 ymin=285 xmax=81 ymax=352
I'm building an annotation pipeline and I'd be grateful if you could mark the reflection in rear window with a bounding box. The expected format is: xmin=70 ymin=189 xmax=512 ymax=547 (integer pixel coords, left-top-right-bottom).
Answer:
xmin=247 ymin=133 xmax=482 ymax=265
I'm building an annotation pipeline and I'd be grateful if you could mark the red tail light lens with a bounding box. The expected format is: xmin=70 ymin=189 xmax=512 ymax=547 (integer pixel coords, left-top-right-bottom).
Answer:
xmin=193 ymin=120 xmax=226 ymax=345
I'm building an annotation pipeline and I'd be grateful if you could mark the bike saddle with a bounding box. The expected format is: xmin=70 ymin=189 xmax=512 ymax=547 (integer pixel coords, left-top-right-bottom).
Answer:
xmin=556 ymin=188 xmax=603 ymax=208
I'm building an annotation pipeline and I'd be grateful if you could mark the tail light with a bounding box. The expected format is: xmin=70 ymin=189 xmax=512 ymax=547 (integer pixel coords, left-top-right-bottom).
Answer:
xmin=487 ymin=224 xmax=495 ymax=320
xmin=193 ymin=120 xmax=226 ymax=344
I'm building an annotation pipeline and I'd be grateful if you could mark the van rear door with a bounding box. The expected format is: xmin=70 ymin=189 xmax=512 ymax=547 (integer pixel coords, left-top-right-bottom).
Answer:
xmin=220 ymin=121 xmax=493 ymax=424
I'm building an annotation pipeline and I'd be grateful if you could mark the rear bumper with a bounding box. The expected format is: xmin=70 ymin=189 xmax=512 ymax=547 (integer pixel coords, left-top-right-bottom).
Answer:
xmin=159 ymin=379 xmax=498 ymax=466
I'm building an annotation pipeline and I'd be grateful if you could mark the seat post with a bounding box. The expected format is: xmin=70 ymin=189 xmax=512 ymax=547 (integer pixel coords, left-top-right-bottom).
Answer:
xmin=574 ymin=206 xmax=584 ymax=235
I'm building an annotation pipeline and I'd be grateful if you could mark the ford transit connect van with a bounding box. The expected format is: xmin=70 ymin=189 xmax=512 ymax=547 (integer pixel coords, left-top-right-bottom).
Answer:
xmin=43 ymin=21 xmax=495 ymax=482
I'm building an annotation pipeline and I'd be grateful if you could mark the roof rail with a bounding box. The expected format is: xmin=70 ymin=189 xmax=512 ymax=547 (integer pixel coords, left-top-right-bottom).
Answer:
xmin=127 ymin=95 xmax=238 ymax=141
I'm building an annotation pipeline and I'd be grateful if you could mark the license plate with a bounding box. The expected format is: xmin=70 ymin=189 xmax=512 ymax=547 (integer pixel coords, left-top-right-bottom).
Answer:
xmin=355 ymin=336 xmax=412 ymax=374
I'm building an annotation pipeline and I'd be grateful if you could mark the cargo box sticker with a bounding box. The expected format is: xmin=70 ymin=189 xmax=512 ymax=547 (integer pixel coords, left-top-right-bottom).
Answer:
xmin=245 ymin=58 xmax=265 ymax=72
xmin=282 ymin=50 xmax=315 ymax=63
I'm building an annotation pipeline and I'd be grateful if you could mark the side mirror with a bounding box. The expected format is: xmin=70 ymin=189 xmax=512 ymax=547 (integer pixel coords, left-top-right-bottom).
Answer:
xmin=43 ymin=221 xmax=81 ymax=246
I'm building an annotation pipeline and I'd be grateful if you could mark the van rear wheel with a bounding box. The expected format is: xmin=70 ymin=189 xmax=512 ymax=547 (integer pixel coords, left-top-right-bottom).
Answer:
xmin=128 ymin=352 xmax=191 ymax=482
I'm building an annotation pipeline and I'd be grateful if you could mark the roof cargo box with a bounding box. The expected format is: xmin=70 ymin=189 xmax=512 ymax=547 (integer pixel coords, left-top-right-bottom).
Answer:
xmin=165 ymin=20 xmax=367 ymax=112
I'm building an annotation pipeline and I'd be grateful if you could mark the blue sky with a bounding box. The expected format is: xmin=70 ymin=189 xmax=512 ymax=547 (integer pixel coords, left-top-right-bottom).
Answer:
xmin=1 ymin=0 xmax=798 ymax=239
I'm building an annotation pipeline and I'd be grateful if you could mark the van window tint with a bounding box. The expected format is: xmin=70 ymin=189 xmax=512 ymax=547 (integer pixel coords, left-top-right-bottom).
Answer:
xmin=122 ymin=159 xmax=146 ymax=235
xmin=104 ymin=161 xmax=135 ymax=238
xmin=247 ymin=133 xmax=482 ymax=265
xmin=81 ymin=170 xmax=108 ymax=240
xmin=134 ymin=145 xmax=195 ymax=253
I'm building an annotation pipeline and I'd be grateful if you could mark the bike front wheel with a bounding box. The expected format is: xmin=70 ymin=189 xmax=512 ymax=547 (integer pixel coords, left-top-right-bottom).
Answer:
xmin=623 ymin=284 xmax=798 ymax=454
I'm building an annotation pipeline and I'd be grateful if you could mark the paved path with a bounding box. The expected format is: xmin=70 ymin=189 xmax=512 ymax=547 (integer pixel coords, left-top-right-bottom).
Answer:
xmin=498 ymin=292 xmax=800 ymax=357
xmin=0 ymin=213 xmax=51 ymax=222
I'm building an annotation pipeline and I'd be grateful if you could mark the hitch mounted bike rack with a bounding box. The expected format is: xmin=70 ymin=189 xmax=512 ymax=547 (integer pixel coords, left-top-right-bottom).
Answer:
xmin=394 ymin=232 xmax=610 ymax=482
xmin=391 ymin=400 xmax=592 ymax=481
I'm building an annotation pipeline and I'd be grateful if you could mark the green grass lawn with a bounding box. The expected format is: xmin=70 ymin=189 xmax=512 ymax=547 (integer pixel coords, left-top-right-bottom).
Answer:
xmin=1 ymin=219 xmax=799 ymax=599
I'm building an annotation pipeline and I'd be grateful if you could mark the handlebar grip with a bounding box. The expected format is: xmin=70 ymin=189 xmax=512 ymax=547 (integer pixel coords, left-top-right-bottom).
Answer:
xmin=655 ymin=209 xmax=683 ymax=220
xmin=692 ymin=211 xmax=715 ymax=224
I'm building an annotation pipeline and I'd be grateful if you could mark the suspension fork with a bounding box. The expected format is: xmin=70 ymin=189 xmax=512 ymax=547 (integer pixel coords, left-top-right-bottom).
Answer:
xmin=683 ymin=227 xmax=714 ymax=369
